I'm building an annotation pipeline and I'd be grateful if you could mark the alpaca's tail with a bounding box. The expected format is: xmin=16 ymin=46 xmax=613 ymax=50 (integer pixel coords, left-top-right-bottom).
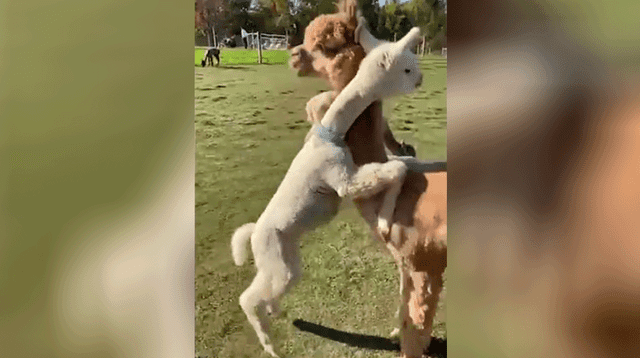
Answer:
xmin=231 ymin=223 xmax=256 ymax=266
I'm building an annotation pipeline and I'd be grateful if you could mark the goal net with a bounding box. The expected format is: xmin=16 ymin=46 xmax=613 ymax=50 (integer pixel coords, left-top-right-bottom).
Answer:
xmin=245 ymin=32 xmax=288 ymax=50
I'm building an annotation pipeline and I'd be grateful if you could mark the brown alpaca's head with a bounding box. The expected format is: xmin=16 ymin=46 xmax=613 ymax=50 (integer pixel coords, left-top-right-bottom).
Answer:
xmin=298 ymin=0 xmax=365 ymax=91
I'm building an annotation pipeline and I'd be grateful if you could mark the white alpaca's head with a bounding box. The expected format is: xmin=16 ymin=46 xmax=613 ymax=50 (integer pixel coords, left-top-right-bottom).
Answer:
xmin=354 ymin=17 xmax=423 ymax=99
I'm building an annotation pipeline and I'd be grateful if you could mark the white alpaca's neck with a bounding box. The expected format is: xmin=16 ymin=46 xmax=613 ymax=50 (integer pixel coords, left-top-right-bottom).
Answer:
xmin=319 ymin=73 xmax=377 ymax=136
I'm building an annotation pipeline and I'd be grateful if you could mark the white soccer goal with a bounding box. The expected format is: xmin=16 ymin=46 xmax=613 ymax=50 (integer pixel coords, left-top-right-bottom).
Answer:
xmin=245 ymin=32 xmax=288 ymax=50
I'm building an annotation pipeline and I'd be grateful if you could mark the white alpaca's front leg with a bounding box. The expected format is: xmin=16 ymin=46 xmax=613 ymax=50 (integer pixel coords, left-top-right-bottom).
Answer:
xmin=305 ymin=91 xmax=335 ymax=123
xmin=343 ymin=160 xmax=407 ymax=199
xmin=321 ymin=150 xmax=407 ymax=202
xmin=377 ymin=171 xmax=406 ymax=238
xmin=340 ymin=159 xmax=407 ymax=238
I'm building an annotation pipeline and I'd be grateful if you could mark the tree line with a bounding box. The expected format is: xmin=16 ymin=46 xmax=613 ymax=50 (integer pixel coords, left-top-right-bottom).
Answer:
xmin=195 ymin=0 xmax=446 ymax=50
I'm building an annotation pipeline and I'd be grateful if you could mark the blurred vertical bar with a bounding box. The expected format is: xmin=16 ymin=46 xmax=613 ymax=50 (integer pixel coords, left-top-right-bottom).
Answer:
xmin=0 ymin=0 xmax=194 ymax=357
xmin=448 ymin=0 xmax=640 ymax=357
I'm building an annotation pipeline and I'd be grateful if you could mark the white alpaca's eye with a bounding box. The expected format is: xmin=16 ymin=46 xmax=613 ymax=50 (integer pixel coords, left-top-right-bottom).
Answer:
xmin=404 ymin=69 xmax=411 ymax=74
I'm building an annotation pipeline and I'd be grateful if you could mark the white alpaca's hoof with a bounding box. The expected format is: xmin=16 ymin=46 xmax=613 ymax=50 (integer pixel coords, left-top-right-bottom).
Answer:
xmin=378 ymin=218 xmax=391 ymax=239
xmin=264 ymin=345 xmax=280 ymax=358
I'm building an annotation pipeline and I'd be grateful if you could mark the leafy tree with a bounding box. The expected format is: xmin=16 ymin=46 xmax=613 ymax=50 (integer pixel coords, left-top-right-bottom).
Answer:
xmin=406 ymin=0 xmax=431 ymax=30
xmin=358 ymin=0 xmax=382 ymax=38
xmin=403 ymin=0 xmax=447 ymax=52
xmin=393 ymin=3 xmax=413 ymax=40
xmin=195 ymin=0 xmax=446 ymax=50
xmin=195 ymin=0 xmax=229 ymax=46
xmin=227 ymin=0 xmax=253 ymax=34
xmin=381 ymin=2 xmax=402 ymax=41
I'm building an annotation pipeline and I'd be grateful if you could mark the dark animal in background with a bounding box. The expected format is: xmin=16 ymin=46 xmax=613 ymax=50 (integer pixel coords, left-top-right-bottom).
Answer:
xmin=223 ymin=37 xmax=236 ymax=48
xmin=201 ymin=48 xmax=220 ymax=67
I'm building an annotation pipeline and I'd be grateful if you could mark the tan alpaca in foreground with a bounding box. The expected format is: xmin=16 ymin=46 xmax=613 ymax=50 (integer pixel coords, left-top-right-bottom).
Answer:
xmin=231 ymin=25 xmax=424 ymax=357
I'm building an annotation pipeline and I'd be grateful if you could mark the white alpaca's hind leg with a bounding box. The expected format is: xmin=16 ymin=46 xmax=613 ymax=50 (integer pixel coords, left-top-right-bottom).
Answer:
xmin=239 ymin=272 xmax=279 ymax=357
xmin=239 ymin=230 xmax=301 ymax=357
xmin=266 ymin=243 xmax=301 ymax=319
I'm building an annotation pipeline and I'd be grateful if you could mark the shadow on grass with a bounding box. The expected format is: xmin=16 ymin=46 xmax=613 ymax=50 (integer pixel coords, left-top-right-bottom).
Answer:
xmin=292 ymin=319 xmax=447 ymax=357
xmin=218 ymin=65 xmax=257 ymax=71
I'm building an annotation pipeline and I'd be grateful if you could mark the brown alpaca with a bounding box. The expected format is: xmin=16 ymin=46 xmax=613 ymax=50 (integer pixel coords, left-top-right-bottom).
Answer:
xmin=290 ymin=1 xmax=415 ymax=157
xmin=289 ymin=1 xmax=447 ymax=357
xmin=292 ymin=0 xmax=362 ymax=91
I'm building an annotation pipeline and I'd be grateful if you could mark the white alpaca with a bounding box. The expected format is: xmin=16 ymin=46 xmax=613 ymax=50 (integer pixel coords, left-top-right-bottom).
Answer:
xmin=231 ymin=23 xmax=424 ymax=357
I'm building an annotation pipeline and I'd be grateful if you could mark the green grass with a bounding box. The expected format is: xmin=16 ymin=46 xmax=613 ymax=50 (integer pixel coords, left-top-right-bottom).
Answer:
xmin=195 ymin=47 xmax=290 ymax=66
xmin=195 ymin=56 xmax=446 ymax=358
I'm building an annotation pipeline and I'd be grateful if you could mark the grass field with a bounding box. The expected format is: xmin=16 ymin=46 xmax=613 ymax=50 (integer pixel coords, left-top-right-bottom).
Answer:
xmin=195 ymin=50 xmax=446 ymax=358
xmin=196 ymin=47 xmax=290 ymax=66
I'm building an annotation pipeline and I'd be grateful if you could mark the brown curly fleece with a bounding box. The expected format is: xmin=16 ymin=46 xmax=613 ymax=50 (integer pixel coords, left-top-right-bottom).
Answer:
xmin=291 ymin=0 xmax=364 ymax=91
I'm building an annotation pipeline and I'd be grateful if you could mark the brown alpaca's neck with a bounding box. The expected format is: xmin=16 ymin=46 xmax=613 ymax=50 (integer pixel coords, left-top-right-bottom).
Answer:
xmin=345 ymin=101 xmax=388 ymax=165
xmin=320 ymin=86 xmax=373 ymax=135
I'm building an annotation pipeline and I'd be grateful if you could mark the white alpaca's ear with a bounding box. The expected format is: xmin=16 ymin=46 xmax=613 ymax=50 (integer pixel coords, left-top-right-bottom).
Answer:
xmin=377 ymin=51 xmax=394 ymax=70
xmin=395 ymin=27 xmax=422 ymax=52
xmin=355 ymin=16 xmax=382 ymax=54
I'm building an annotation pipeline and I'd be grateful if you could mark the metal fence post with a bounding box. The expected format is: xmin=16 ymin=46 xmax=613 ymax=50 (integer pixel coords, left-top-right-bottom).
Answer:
xmin=258 ymin=32 xmax=263 ymax=64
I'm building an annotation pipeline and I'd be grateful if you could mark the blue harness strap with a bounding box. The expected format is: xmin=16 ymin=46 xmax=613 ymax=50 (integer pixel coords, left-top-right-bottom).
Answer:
xmin=314 ymin=124 xmax=346 ymax=148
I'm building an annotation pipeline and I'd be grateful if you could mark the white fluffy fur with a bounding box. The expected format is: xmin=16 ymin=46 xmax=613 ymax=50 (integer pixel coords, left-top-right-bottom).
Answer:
xmin=231 ymin=23 xmax=423 ymax=357
xmin=231 ymin=222 xmax=255 ymax=265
